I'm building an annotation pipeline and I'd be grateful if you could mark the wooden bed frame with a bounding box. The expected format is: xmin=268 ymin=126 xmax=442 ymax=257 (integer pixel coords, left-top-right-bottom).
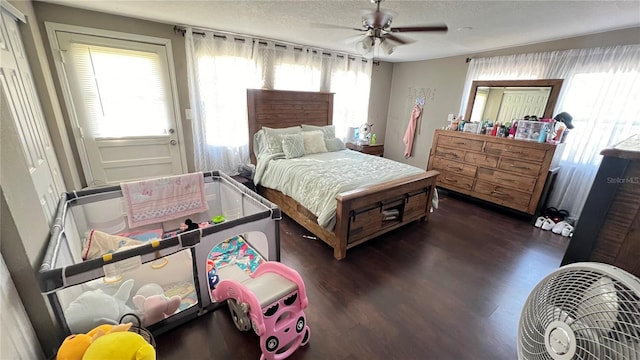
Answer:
xmin=247 ymin=89 xmax=439 ymax=260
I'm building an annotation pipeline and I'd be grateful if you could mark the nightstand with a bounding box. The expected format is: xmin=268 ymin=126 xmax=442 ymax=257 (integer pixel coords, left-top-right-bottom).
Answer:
xmin=346 ymin=142 xmax=384 ymax=157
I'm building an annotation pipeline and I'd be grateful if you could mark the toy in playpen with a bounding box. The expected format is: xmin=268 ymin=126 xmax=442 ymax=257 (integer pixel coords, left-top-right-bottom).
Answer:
xmin=211 ymin=261 xmax=310 ymax=360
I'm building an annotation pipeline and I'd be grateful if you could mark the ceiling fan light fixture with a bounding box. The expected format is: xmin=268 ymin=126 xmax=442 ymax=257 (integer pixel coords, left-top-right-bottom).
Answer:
xmin=356 ymin=36 xmax=374 ymax=55
xmin=380 ymin=39 xmax=396 ymax=55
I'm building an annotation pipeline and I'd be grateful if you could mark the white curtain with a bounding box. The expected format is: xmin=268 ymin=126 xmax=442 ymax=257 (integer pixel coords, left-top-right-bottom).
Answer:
xmin=328 ymin=53 xmax=372 ymax=140
xmin=460 ymin=45 xmax=640 ymax=220
xmin=186 ymin=28 xmax=372 ymax=175
xmin=186 ymin=29 xmax=259 ymax=174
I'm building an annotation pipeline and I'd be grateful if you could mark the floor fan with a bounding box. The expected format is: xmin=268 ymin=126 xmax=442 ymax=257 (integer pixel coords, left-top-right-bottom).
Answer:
xmin=518 ymin=262 xmax=640 ymax=360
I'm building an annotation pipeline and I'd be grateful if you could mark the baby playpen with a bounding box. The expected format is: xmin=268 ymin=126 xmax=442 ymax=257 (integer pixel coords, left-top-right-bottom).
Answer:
xmin=38 ymin=171 xmax=281 ymax=336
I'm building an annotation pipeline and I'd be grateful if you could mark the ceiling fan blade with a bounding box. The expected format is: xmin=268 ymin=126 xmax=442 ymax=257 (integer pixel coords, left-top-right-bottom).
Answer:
xmin=310 ymin=22 xmax=365 ymax=32
xmin=342 ymin=33 xmax=368 ymax=45
xmin=384 ymin=33 xmax=414 ymax=45
xmin=390 ymin=25 xmax=448 ymax=33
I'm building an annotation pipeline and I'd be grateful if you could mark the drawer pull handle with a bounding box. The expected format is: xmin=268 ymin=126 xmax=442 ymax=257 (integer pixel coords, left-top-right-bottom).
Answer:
xmin=454 ymin=142 xmax=467 ymax=145
xmin=496 ymin=177 xmax=515 ymax=182
xmin=448 ymin=166 xmax=463 ymax=171
xmin=443 ymin=152 xmax=459 ymax=158
xmin=510 ymin=164 xmax=529 ymax=170
xmin=492 ymin=190 xmax=507 ymax=196
xmin=445 ymin=177 xmax=458 ymax=183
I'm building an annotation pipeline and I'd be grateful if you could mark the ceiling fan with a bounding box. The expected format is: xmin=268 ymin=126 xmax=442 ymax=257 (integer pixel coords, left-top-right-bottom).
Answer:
xmin=318 ymin=0 xmax=448 ymax=56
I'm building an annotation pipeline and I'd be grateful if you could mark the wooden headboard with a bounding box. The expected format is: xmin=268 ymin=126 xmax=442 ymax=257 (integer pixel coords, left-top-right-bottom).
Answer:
xmin=247 ymin=89 xmax=334 ymax=164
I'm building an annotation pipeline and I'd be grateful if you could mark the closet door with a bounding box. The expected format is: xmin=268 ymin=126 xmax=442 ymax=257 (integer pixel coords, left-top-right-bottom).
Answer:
xmin=0 ymin=5 xmax=64 ymax=358
xmin=0 ymin=255 xmax=44 ymax=360
xmin=1 ymin=9 xmax=64 ymax=223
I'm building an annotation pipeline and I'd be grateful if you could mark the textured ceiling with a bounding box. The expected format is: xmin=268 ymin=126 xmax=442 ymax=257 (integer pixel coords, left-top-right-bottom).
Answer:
xmin=37 ymin=0 xmax=640 ymax=62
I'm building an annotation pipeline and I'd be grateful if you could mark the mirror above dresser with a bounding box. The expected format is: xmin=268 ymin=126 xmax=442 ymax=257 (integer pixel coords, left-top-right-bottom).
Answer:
xmin=464 ymin=79 xmax=563 ymax=123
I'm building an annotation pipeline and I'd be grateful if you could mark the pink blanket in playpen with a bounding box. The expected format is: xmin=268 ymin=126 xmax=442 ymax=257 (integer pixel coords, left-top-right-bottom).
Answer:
xmin=121 ymin=172 xmax=208 ymax=228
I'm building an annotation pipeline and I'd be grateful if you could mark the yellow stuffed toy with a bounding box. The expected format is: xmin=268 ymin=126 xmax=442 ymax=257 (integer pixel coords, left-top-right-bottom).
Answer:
xmin=57 ymin=323 xmax=156 ymax=360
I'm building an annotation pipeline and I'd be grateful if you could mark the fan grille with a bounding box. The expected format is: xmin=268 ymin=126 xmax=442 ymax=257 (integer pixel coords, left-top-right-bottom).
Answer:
xmin=518 ymin=263 xmax=640 ymax=360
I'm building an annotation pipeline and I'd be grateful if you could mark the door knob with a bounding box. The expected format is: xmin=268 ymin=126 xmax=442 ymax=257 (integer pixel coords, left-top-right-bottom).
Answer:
xmin=170 ymin=140 xmax=177 ymax=145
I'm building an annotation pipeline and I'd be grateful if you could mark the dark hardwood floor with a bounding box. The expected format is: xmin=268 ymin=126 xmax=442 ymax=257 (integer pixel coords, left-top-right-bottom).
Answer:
xmin=155 ymin=193 xmax=569 ymax=359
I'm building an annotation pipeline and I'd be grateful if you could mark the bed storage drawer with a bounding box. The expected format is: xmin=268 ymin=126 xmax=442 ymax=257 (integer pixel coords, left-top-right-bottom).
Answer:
xmin=404 ymin=190 xmax=429 ymax=220
xmin=348 ymin=206 xmax=383 ymax=242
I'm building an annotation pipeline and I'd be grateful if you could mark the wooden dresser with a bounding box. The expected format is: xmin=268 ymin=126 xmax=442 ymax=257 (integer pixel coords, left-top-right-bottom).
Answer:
xmin=427 ymin=130 xmax=562 ymax=214
xmin=562 ymin=135 xmax=640 ymax=278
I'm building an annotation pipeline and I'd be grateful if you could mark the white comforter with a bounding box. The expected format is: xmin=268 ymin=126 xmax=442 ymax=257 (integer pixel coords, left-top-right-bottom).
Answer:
xmin=254 ymin=150 xmax=425 ymax=228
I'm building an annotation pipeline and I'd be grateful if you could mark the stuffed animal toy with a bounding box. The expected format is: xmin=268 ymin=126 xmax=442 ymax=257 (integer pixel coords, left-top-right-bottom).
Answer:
xmin=133 ymin=293 xmax=181 ymax=326
xmin=64 ymin=279 xmax=135 ymax=333
xmin=135 ymin=283 xmax=165 ymax=298
xmin=83 ymin=331 xmax=155 ymax=360
xmin=56 ymin=323 xmax=132 ymax=360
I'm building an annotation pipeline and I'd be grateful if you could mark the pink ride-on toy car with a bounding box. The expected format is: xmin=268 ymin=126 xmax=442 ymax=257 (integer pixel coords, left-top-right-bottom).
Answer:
xmin=212 ymin=261 xmax=310 ymax=360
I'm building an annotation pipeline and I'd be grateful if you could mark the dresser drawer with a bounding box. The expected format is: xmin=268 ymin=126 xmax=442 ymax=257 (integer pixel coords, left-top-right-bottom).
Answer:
xmin=464 ymin=152 xmax=498 ymax=168
xmin=438 ymin=135 xmax=483 ymax=152
xmin=485 ymin=142 xmax=546 ymax=162
xmin=433 ymin=146 xmax=465 ymax=161
xmin=474 ymin=181 xmax=532 ymax=207
xmin=432 ymin=157 xmax=477 ymax=178
xmin=498 ymin=158 xmax=542 ymax=177
xmin=477 ymin=168 xmax=536 ymax=193
xmin=438 ymin=171 xmax=474 ymax=191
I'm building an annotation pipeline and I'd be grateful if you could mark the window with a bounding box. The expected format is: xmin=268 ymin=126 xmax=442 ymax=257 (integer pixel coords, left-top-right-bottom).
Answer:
xmin=197 ymin=55 xmax=261 ymax=146
xmin=67 ymin=43 xmax=170 ymax=137
xmin=274 ymin=64 xmax=321 ymax=91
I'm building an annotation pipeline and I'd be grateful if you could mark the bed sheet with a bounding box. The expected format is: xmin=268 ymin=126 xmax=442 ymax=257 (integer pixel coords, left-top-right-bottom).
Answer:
xmin=255 ymin=149 xmax=425 ymax=228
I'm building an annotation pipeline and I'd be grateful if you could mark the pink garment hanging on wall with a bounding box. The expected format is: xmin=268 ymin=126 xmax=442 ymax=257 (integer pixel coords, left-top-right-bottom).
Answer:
xmin=403 ymin=104 xmax=422 ymax=158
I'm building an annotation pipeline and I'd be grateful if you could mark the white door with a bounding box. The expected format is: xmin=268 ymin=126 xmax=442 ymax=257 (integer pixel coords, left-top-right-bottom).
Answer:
xmin=497 ymin=89 xmax=551 ymax=123
xmin=0 ymin=255 xmax=44 ymax=360
xmin=1 ymin=5 xmax=54 ymax=359
xmin=1 ymin=9 xmax=64 ymax=223
xmin=48 ymin=25 xmax=187 ymax=186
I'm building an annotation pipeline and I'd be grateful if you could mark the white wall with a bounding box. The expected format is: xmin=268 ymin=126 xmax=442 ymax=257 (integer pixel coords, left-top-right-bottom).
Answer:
xmin=384 ymin=56 xmax=468 ymax=168
xmin=367 ymin=61 xmax=393 ymax=144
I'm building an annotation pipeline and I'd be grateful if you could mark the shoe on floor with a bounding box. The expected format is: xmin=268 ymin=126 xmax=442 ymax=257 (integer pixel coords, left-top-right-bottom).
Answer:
xmin=534 ymin=216 xmax=546 ymax=228
xmin=541 ymin=218 xmax=556 ymax=231
xmin=561 ymin=224 xmax=574 ymax=237
xmin=552 ymin=221 xmax=570 ymax=234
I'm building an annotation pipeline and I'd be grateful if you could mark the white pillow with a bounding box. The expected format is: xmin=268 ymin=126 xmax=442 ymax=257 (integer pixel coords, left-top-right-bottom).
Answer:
xmin=253 ymin=129 xmax=268 ymax=157
xmin=301 ymin=124 xmax=335 ymax=139
xmin=325 ymin=137 xmax=346 ymax=151
xmin=263 ymin=126 xmax=302 ymax=154
xmin=282 ymin=134 xmax=305 ymax=159
xmin=302 ymin=130 xmax=328 ymax=154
